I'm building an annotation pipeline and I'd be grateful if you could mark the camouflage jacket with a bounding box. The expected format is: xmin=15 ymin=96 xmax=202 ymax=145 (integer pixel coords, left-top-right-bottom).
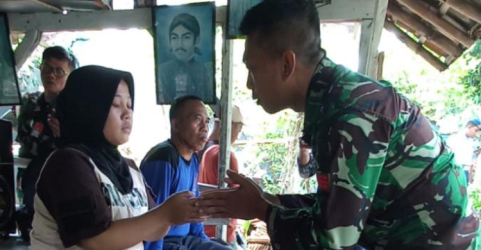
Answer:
xmin=266 ymin=58 xmax=480 ymax=250
xmin=16 ymin=92 xmax=57 ymax=159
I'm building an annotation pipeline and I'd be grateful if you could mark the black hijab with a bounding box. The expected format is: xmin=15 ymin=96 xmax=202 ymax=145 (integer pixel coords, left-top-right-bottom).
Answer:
xmin=56 ymin=65 xmax=135 ymax=194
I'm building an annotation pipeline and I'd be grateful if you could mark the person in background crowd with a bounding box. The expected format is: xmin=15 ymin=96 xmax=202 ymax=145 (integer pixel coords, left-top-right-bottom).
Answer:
xmin=16 ymin=46 xmax=78 ymax=239
xmin=446 ymin=118 xmax=481 ymax=184
xmin=141 ymin=95 xmax=231 ymax=250
xmin=199 ymin=105 xmax=244 ymax=247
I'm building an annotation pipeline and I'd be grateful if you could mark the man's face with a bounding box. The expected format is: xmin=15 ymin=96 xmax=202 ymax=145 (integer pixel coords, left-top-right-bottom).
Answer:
xmin=40 ymin=57 xmax=71 ymax=96
xmin=170 ymin=25 xmax=197 ymax=62
xmin=244 ymin=34 xmax=285 ymax=114
xmin=173 ymin=100 xmax=210 ymax=151
xmin=467 ymin=126 xmax=480 ymax=138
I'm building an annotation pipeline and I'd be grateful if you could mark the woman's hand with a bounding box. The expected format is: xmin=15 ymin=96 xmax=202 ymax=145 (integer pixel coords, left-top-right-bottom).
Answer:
xmin=159 ymin=191 xmax=206 ymax=226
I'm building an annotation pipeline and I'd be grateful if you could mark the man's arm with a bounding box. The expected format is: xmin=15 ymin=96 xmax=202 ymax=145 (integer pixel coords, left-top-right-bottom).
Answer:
xmin=266 ymin=111 xmax=392 ymax=249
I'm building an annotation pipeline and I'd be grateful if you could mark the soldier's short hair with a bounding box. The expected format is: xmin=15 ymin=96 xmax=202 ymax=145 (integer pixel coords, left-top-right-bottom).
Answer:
xmin=240 ymin=0 xmax=322 ymax=66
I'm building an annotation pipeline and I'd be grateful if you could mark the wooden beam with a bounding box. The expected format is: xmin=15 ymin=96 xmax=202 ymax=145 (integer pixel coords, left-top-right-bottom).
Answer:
xmin=387 ymin=4 xmax=463 ymax=57
xmin=423 ymin=39 xmax=449 ymax=57
xmin=394 ymin=21 xmax=453 ymax=59
xmin=385 ymin=21 xmax=448 ymax=71
xmin=9 ymin=9 xmax=151 ymax=32
xmin=8 ymin=6 xmax=227 ymax=33
xmin=445 ymin=0 xmax=481 ymax=25
xmin=94 ymin=0 xmax=112 ymax=10
xmin=316 ymin=0 xmax=378 ymax=21
xmin=439 ymin=3 xmax=450 ymax=15
xmin=27 ymin=0 xmax=63 ymax=13
xmin=442 ymin=15 xmax=469 ymax=34
xmin=396 ymin=0 xmax=474 ymax=48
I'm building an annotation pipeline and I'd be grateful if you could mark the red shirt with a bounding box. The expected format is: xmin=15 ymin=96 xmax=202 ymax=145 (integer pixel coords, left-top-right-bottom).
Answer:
xmin=198 ymin=145 xmax=238 ymax=244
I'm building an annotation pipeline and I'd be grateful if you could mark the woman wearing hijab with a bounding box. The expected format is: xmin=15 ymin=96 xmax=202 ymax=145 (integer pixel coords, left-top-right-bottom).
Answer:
xmin=30 ymin=66 xmax=204 ymax=250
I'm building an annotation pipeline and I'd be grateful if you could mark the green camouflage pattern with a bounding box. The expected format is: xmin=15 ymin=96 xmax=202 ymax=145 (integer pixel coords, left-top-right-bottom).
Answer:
xmin=266 ymin=58 xmax=481 ymax=250
xmin=17 ymin=92 xmax=57 ymax=158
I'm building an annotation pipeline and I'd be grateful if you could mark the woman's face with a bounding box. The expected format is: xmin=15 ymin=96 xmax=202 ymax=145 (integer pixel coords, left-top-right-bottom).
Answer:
xmin=103 ymin=80 xmax=133 ymax=145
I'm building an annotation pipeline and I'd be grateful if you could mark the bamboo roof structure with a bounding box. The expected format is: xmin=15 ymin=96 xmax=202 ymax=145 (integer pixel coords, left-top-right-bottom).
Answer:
xmin=386 ymin=0 xmax=481 ymax=71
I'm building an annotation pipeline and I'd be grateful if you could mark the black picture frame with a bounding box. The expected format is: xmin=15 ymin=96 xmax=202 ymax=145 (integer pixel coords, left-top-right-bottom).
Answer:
xmin=227 ymin=0 xmax=262 ymax=39
xmin=0 ymin=13 xmax=21 ymax=106
xmin=153 ymin=2 xmax=216 ymax=105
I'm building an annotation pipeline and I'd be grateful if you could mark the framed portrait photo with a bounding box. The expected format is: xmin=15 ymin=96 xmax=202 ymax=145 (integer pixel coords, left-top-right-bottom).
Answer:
xmin=0 ymin=13 xmax=21 ymax=106
xmin=153 ymin=2 xmax=216 ymax=105
xmin=227 ymin=0 xmax=262 ymax=39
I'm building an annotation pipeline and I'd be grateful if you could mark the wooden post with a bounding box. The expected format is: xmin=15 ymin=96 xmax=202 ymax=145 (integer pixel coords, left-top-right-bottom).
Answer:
xmin=376 ymin=51 xmax=384 ymax=80
xmin=358 ymin=0 xmax=388 ymax=77
xmin=218 ymin=38 xmax=233 ymax=191
xmin=359 ymin=19 xmax=374 ymax=75
xmin=384 ymin=21 xmax=448 ymax=71
xmin=396 ymin=0 xmax=474 ymax=48
xmin=387 ymin=3 xmax=463 ymax=57
xmin=215 ymin=28 xmax=234 ymax=244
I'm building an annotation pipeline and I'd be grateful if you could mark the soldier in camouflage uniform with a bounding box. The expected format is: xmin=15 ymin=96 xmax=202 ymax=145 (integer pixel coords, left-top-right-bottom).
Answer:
xmin=17 ymin=92 xmax=57 ymax=159
xmin=198 ymin=0 xmax=481 ymax=249
xmin=16 ymin=46 xmax=78 ymax=223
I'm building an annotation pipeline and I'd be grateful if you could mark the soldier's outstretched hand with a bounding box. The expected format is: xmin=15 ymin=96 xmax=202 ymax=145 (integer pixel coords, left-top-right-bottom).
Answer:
xmin=197 ymin=170 xmax=269 ymax=221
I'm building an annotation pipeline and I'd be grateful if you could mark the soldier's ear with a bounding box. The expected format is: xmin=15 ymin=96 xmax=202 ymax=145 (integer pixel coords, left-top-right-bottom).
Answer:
xmin=281 ymin=50 xmax=296 ymax=81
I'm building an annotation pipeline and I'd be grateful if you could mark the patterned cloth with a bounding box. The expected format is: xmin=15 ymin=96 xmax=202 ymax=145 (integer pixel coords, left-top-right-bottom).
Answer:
xmin=16 ymin=92 xmax=57 ymax=159
xmin=266 ymin=58 xmax=481 ymax=250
